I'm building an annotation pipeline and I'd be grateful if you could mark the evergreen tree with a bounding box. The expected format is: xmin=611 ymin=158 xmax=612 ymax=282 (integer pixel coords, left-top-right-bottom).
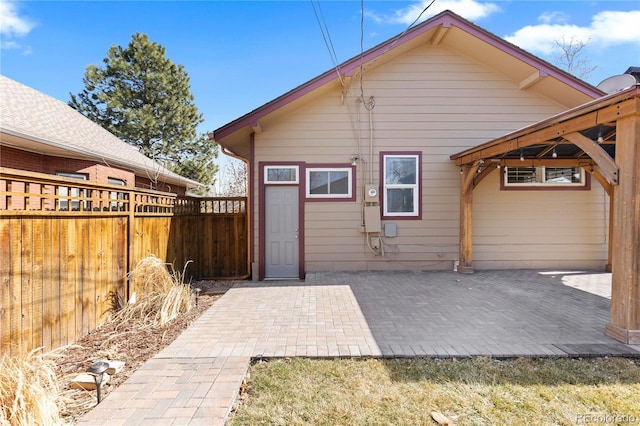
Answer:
xmin=69 ymin=33 xmax=218 ymax=188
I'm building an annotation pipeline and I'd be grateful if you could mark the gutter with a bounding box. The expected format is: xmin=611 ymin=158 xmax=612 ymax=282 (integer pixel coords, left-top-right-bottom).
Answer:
xmin=1 ymin=127 xmax=202 ymax=190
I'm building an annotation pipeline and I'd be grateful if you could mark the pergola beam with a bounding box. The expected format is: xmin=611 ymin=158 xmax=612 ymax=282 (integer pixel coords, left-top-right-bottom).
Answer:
xmin=451 ymin=94 xmax=640 ymax=166
xmin=472 ymin=164 xmax=497 ymax=188
xmin=461 ymin=160 xmax=481 ymax=194
xmin=583 ymin=166 xmax=612 ymax=196
xmin=563 ymin=132 xmax=618 ymax=185
xmin=501 ymin=159 xmax=595 ymax=167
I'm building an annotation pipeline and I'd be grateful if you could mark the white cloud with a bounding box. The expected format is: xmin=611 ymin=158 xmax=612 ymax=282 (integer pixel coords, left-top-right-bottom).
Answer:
xmin=0 ymin=1 xmax=35 ymax=51
xmin=505 ymin=10 xmax=640 ymax=55
xmin=505 ymin=24 xmax=590 ymax=55
xmin=0 ymin=39 xmax=19 ymax=49
xmin=367 ymin=0 xmax=500 ymax=26
xmin=538 ymin=11 xmax=569 ymax=25
xmin=592 ymin=10 xmax=640 ymax=46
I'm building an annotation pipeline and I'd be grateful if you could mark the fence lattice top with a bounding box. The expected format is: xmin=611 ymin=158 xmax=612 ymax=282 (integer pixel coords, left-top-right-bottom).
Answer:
xmin=174 ymin=197 xmax=246 ymax=215
xmin=1 ymin=168 xmax=246 ymax=216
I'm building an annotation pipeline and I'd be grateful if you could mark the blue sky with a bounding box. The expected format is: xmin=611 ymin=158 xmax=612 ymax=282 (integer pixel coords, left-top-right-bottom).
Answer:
xmin=2 ymin=0 xmax=639 ymax=137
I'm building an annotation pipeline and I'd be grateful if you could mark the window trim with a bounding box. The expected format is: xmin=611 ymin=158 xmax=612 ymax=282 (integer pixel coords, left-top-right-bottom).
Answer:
xmin=264 ymin=165 xmax=299 ymax=184
xmin=501 ymin=166 xmax=591 ymax=191
xmin=305 ymin=164 xmax=355 ymax=201
xmin=380 ymin=151 xmax=422 ymax=219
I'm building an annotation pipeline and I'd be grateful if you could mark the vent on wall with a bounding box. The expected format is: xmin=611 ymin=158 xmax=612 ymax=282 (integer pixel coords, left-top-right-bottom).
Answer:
xmin=383 ymin=222 xmax=397 ymax=238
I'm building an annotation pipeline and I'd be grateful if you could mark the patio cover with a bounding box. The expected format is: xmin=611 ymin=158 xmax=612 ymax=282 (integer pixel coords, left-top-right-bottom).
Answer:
xmin=450 ymin=85 xmax=640 ymax=344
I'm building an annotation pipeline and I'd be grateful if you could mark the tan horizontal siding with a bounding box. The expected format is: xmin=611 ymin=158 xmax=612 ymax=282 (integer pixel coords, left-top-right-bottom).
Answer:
xmin=253 ymin=43 xmax=607 ymax=273
xmin=474 ymin=259 xmax=605 ymax=270
xmin=473 ymin=172 xmax=607 ymax=266
xmin=306 ymin=259 xmax=457 ymax=272
xmin=474 ymin=245 xmax=606 ymax=260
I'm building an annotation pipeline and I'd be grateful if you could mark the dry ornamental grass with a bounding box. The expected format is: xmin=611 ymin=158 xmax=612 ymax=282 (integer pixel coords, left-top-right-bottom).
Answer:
xmin=112 ymin=255 xmax=195 ymax=327
xmin=0 ymin=349 xmax=63 ymax=426
xmin=1 ymin=256 xmax=223 ymax=425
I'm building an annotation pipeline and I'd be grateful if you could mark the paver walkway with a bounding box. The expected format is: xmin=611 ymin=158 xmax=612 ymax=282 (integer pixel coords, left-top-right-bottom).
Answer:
xmin=78 ymin=270 xmax=639 ymax=425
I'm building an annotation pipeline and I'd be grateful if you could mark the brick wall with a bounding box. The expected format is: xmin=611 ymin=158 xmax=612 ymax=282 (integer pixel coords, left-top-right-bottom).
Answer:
xmin=1 ymin=146 xmax=186 ymax=194
xmin=0 ymin=145 xmax=45 ymax=172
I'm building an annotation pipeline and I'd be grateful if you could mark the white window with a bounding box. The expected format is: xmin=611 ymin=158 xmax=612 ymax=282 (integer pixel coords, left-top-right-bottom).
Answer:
xmin=108 ymin=177 xmax=126 ymax=186
xmin=264 ymin=166 xmax=299 ymax=184
xmin=382 ymin=153 xmax=420 ymax=217
xmin=504 ymin=166 xmax=586 ymax=187
xmin=56 ymin=172 xmax=88 ymax=211
xmin=306 ymin=168 xmax=352 ymax=198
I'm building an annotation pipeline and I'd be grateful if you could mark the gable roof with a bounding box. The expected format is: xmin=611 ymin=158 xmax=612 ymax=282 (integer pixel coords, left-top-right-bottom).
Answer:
xmin=212 ymin=10 xmax=604 ymax=158
xmin=0 ymin=74 xmax=202 ymax=190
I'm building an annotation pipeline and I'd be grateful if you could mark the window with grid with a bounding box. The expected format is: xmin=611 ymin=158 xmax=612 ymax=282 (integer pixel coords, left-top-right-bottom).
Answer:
xmin=306 ymin=168 xmax=352 ymax=198
xmin=504 ymin=166 xmax=585 ymax=187
xmin=382 ymin=153 xmax=420 ymax=217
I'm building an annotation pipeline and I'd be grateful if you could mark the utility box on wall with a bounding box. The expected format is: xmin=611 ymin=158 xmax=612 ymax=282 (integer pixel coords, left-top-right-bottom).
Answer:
xmin=364 ymin=206 xmax=381 ymax=232
xmin=364 ymin=184 xmax=379 ymax=203
xmin=383 ymin=222 xmax=397 ymax=237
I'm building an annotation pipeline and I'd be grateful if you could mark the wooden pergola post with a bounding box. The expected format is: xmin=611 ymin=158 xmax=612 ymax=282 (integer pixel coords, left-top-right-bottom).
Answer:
xmin=605 ymin=114 xmax=640 ymax=344
xmin=584 ymin=165 xmax=614 ymax=272
xmin=458 ymin=164 xmax=475 ymax=273
xmin=606 ymin=190 xmax=614 ymax=273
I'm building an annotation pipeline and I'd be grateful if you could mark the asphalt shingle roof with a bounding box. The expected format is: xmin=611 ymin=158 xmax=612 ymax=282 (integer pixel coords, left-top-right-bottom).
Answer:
xmin=0 ymin=74 xmax=201 ymax=189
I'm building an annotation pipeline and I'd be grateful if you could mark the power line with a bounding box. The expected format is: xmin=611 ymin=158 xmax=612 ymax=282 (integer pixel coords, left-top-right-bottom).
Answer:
xmin=310 ymin=0 xmax=344 ymax=86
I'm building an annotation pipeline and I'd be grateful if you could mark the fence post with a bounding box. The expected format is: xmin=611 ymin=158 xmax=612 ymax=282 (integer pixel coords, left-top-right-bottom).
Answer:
xmin=127 ymin=190 xmax=135 ymax=302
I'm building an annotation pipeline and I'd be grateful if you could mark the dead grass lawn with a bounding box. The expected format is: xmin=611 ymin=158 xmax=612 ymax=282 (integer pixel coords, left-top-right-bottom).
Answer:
xmin=231 ymin=357 xmax=640 ymax=425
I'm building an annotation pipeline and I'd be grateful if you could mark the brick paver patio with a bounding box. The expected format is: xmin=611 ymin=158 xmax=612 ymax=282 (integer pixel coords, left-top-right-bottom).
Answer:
xmin=78 ymin=270 xmax=639 ymax=425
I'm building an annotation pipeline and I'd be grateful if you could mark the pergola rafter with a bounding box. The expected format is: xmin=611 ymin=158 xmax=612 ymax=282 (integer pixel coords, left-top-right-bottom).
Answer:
xmin=450 ymin=85 xmax=640 ymax=344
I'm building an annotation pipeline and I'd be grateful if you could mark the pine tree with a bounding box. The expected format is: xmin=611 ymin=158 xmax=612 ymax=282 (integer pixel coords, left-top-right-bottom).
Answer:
xmin=69 ymin=33 xmax=218 ymax=188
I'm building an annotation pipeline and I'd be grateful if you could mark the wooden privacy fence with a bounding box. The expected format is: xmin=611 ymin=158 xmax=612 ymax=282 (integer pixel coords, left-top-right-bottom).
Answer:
xmin=0 ymin=168 xmax=248 ymax=357
xmin=172 ymin=197 xmax=249 ymax=280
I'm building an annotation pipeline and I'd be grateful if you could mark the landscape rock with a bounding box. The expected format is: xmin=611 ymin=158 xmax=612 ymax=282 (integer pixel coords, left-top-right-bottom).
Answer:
xmin=69 ymin=373 xmax=111 ymax=390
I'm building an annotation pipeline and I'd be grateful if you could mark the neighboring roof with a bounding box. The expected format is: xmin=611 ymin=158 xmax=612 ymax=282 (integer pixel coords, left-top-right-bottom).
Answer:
xmin=212 ymin=10 xmax=604 ymax=158
xmin=0 ymin=74 xmax=202 ymax=190
xmin=625 ymin=66 xmax=640 ymax=82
